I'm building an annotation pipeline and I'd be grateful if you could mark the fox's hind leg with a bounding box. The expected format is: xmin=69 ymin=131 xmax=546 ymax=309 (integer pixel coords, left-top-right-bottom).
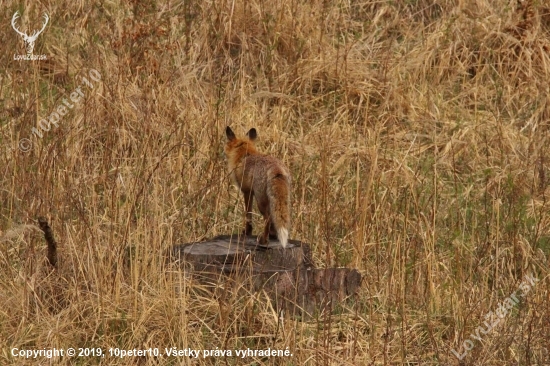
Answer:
xmin=257 ymin=200 xmax=270 ymax=244
xmin=242 ymin=189 xmax=253 ymax=235
xmin=259 ymin=216 xmax=271 ymax=245
xmin=268 ymin=221 xmax=277 ymax=239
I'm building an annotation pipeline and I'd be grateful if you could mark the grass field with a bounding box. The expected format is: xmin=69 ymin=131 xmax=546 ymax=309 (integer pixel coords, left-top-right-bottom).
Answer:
xmin=1 ymin=0 xmax=550 ymax=364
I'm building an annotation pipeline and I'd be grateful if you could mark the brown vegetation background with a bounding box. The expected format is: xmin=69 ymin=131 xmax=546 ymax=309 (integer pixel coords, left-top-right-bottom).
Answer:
xmin=1 ymin=0 xmax=550 ymax=364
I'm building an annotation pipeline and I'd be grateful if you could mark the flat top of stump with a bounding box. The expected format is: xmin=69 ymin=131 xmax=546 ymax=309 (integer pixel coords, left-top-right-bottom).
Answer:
xmin=177 ymin=234 xmax=301 ymax=255
xmin=169 ymin=234 xmax=312 ymax=272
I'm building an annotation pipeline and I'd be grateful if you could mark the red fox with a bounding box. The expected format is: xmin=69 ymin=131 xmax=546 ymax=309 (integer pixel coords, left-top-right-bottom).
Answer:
xmin=225 ymin=126 xmax=291 ymax=248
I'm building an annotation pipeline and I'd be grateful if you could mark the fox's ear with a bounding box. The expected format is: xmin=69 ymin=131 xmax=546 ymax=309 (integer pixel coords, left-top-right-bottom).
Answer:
xmin=246 ymin=128 xmax=257 ymax=141
xmin=226 ymin=126 xmax=236 ymax=141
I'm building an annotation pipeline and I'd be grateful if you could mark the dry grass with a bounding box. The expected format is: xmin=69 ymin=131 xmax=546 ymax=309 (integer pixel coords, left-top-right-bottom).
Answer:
xmin=1 ymin=0 xmax=550 ymax=364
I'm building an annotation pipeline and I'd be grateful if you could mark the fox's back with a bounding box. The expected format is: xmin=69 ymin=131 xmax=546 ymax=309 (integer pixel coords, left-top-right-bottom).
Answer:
xmin=235 ymin=154 xmax=290 ymax=198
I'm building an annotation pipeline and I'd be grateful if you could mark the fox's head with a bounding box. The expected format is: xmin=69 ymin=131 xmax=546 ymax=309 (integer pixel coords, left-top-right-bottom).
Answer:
xmin=225 ymin=126 xmax=259 ymax=161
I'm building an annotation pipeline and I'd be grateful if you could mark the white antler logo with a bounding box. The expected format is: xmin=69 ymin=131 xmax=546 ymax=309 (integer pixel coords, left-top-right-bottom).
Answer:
xmin=12 ymin=11 xmax=49 ymax=55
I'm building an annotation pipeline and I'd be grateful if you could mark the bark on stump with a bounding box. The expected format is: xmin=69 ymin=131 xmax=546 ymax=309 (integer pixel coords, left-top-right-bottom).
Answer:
xmin=168 ymin=234 xmax=362 ymax=317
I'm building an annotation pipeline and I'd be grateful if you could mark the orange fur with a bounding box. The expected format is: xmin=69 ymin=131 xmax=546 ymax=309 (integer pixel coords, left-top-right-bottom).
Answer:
xmin=225 ymin=126 xmax=291 ymax=248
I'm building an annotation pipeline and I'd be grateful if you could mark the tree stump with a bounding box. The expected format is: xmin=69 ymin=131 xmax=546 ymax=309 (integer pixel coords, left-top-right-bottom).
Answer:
xmin=168 ymin=234 xmax=362 ymax=317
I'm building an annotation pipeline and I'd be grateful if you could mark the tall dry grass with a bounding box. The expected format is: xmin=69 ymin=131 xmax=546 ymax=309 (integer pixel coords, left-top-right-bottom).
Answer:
xmin=1 ymin=0 xmax=550 ymax=364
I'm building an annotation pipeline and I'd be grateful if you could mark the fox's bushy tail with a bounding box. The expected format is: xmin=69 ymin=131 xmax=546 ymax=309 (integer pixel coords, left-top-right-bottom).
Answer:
xmin=267 ymin=173 xmax=291 ymax=248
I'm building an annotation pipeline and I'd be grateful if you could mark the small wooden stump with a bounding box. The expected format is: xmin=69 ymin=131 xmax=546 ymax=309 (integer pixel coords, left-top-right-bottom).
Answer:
xmin=168 ymin=234 xmax=362 ymax=317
